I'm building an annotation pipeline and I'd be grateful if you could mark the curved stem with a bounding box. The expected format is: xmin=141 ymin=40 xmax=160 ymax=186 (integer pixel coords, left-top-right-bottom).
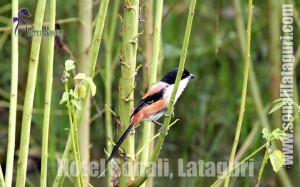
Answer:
xmin=224 ymin=0 xmax=253 ymax=185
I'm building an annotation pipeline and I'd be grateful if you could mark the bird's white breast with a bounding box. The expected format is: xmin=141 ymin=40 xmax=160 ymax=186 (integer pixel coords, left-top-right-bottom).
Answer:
xmin=163 ymin=78 xmax=189 ymax=103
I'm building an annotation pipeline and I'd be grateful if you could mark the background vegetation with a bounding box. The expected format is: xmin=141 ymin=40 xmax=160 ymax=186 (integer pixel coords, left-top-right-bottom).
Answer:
xmin=0 ymin=0 xmax=299 ymax=186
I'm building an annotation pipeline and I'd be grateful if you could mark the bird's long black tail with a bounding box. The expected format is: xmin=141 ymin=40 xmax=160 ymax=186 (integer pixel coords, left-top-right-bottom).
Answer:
xmin=105 ymin=124 xmax=134 ymax=165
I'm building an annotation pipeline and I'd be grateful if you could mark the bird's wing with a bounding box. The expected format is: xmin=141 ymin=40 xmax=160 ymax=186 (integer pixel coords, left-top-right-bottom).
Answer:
xmin=142 ymin=82 xmax=168 ymax=99
xmin=131 ymin=88 xmax=165 ymax=118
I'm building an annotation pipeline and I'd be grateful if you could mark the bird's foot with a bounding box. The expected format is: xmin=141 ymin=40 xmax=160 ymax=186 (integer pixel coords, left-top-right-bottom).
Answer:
xmin=158 ymin=127 xmax=169 ymax=137
xmin=152 ymin=120 xmax=163 ymax=126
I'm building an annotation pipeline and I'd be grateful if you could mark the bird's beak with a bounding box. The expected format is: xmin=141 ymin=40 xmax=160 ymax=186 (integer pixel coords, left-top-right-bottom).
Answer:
xmin=28 ymin=13 xmax=32 ymax=17
xmin=190 ymin=74 xmax=195 ymax=79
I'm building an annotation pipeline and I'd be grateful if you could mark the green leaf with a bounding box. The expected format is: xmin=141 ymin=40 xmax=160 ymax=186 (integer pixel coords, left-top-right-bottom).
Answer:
xmin=71 ymin=99 xmax=82 ymax=110
xmin=262 ymin=128 xmax=271 ymax=141
xmin=75 ymin=84 xmax=86 ymax=98
xmin=65 ymin=59 xmax=74 ymax=66
xmin=272 ymin=98 xmax=283 ymax=104
xmin=65 ymin=60 xmax=75 ymax=71
xmin=269 ymin=150 xmax=285 ymax=172
xmin=59 ymin=92 xmax=69 ymax=105
xmin=268 ymin=100 xmax=284 ymax=114
xmin=271 ymin=128 xmax=285 ymax=142
xmin=85 ymin=77 xmax=96 ymax=96
xmin=69 ymin=91 xmax=79 ymax=99
xmin=74 ymin=73 xmax=86 ymax=80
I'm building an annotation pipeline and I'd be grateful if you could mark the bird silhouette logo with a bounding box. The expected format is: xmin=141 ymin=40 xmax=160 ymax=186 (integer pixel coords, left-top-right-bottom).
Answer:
xmin=12 ymin=8 xmax=34 ymax=36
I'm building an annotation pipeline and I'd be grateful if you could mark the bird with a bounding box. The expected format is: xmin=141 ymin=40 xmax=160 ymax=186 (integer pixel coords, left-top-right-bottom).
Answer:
xmin=105 ymin=68 xmax=195 ymax=165
xmin=12 ymin=8 xmax=34 ymax=36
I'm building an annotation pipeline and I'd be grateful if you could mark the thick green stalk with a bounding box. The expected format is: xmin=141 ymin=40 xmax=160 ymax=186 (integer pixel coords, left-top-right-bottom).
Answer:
xmin=224 ymin=0 xmax=253 ymax=186
xmin=128 ymin=0 xmax=197 ymax=186
xmin=119 ymin=0 xmax=140 ymax=185
xmin=40 ymin=0 xmax=56 ymax=186
xmin=140 ymin=0 xmax=161 ymax=187
xmin=53 ymin=0 xmax=110 ymax=184
xmin=87 ymin=0 xmax=109 ymax=78
xmin=142 ymin=0 xmax=153 ymax=90
xmin=255 ymin=149 xmax=269 ymax=187
xmin=103 ymin=0 xmax=120 ymax=186
xmin=232 ymin=0 xmax=292 ymax=186
xmin=15 ymin=0 xmax=47 ymax=185
xmin=78 ymin=0 xmax=92 ymax=182
xmin=5 ymin=0 xmax=18 ymax=186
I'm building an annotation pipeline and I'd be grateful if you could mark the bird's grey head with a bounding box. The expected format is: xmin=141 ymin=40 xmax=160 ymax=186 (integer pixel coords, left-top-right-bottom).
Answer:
xmin=161 ymin=68 xmax=195 ymax=84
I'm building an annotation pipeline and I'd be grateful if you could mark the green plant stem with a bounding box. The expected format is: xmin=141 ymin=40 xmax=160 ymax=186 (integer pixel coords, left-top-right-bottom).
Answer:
xmin=255 ymin=148 xmax=269 ymax=187
xmin=5 ymin=0 xmax=18 ymax=186
xmin=52 ymin=138 xmax=71 ymax=186
xmin=142 ymin=0 xmax=153 ymax=90
xmin=232 ymin=0 xmax=292 ymax=186
xmin=143 ymin=3 xmax=154 ymax=187
xmin=15 ymin=0 xmax=47 ymax=185
xmin=64 ymin=83 xmax=84 ymax=186
xmin=268 ymin=0 xmax=281 ymax=129
xmin=40 ymin=0 xmax=55 ymax=186
xmin=223 ymin=0 xmax=252 ymax=185
xmin=127 ymin=0 xmax=197 ymax=186
xmin=103 ymin=0 xmax=120 ymax=186
xmin=140 ymin=0 xmax=162 ymax=187
xmin=119 ymin=0 xmax=140 ymax=185
xmin=211 ymin=143 xmax=268 ymax=187
xmin=78 ymin=0 xmax=92 ymax=182
xmin=53 ymin=0 xmax=109 ymax=184
xmin=213 ymin=114 xmax=299 ymax=186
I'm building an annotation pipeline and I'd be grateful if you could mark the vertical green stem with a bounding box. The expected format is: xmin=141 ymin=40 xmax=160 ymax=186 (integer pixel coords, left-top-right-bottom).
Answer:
xmin=5 ymin=0 xmax=18 ymax=186
xmin=103 ymin=0 xmax=120 ymax=186
xmin=119 ymin=0 xmax=139 ymax=185
xmin=40 ymin=0 xmax=56 ymax=186
xmin=78 ymin=0 xmax=92 ymax=182
xmin=16 ymin=0 xmax=47 ymax=185
xmin=53 ymin=0 xmax=110 ymax=184
xmin=232 ymin=0 xmax=292 ymax=186
xmin=224 ymin=0 xmax=253 ymax=186
xmin=268 ymin=0 xmax=281 ymax=129
xmin=140 ymin=0 xmax=162 ymax=186
xmin=141 ymin=1 xmax=154 ymax=187
xmin=64 ymin=83 xmax=84 ymax=186
xmin=128 ymin=0 xmax=197 ymax=186
xmin=142 ymin=0 xmax=154 ymax=90
xmin=255 ymin=149 xmax=269 ymax=187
